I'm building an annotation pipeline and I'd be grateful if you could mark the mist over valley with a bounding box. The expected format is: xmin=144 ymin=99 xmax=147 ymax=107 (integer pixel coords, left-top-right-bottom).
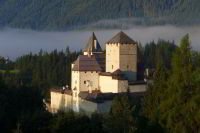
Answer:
xmin=0 ymin=25 xmax=200 ymax=60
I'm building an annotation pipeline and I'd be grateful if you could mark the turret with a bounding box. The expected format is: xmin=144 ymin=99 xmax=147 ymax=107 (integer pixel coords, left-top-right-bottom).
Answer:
xmin=84 ymin=32 xmax=102 ymax=56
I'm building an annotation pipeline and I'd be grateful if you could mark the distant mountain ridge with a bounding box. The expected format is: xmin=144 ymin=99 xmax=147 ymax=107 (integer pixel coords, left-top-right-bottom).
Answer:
xmin=0 ymin=0 xmax=199 ymax=30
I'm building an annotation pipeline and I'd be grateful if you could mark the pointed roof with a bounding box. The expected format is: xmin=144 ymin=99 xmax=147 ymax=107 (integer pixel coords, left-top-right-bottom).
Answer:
xmin=84 ymin=32 xmax=102 ymax=52
xmin=107 ymin=31 xmax=136 ymax=44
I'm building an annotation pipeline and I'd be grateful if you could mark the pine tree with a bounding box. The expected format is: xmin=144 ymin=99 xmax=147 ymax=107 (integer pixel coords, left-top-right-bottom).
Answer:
xmin=105 ymin=95 xmax=136 ymax=133
xmin=143 ymin=34 xmax=200 ymax=133
xmin=143 ymin=60 xmax=168 ymax=121
xmin=159 ymin=34 xmax=200 ymax=133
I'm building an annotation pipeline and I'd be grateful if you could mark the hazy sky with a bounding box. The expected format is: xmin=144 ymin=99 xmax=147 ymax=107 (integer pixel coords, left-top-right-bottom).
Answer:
xmin=0 ymin=25 xmax=199 ymax=60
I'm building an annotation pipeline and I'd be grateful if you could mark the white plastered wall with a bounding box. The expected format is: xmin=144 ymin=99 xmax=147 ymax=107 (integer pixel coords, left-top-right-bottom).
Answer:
xmin=99 ymin=75 xmax=128 ymax=93
xmin=99 ymin=75 xmax=118 ymax=93
xmin=79 ymin=71 xmax=99 ymax=92
xmin=71 ymin=71 xmax=80 ymax=91
xmin=106 ymin=43 xmax=137 ymax=80
xmin=106 ymin=44 xmax=120 ymax=73
xmin=50 ymin=92 xmax=73 ymax=113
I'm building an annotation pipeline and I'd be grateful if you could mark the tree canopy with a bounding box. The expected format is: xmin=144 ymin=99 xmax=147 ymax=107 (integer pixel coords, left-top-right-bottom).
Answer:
xmin=143 ymin=34 xmax=200 ymax=133
xmin=0 ymin=0 xmax=199 ymax=30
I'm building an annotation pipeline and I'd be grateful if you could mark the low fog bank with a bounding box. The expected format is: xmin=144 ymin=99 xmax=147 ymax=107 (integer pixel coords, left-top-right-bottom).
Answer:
xmin=0 ymin=25 xmax=200 ymax=60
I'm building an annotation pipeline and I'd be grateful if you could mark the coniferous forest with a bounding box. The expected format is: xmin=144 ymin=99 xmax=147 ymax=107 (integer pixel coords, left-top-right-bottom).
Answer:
xmin=0 ymin=0 xmax=200 ymax=30
xmin=0 ymin=35 xmax=200 ymax=133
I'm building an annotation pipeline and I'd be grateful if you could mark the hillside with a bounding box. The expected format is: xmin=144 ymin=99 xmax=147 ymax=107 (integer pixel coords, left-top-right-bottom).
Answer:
xmin=0 ymin=0 xmax=199 ymax=30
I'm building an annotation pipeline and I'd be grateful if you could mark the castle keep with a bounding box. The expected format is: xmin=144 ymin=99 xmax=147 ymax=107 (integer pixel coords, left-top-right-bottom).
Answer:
xmin=50 ymin=31 xmax=146 ymax=113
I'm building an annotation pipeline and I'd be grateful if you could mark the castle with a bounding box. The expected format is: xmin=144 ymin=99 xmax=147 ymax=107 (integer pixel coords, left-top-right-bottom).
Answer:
xmin=50 ymin=31 xmax=146 ymax=113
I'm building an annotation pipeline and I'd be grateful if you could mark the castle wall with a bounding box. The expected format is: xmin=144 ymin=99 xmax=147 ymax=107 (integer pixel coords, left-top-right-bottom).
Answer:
xmin=119 ymin=44 xmax=137 ymax=81
xmin=50 ymin=91 xmax=113 ymax=114
xmin=71 ymin=71 xmax=100 ymax=112
xmin=99 ymin=75 xmax=119 ymax=93
xmin=119 ymin=44 xmax=137 ymax=71
xmin=106 ymin=43 xmax=137 ymax=81
xmin=79 ymin=71 xmax=99 ymax=92
xmin=78 ymin=98 xmax=113 ymax=114
xmin=129 ymin=84 xmax=147 ymax=92
xmin=50 ymin=85 xmax=146 ymax=114
xmin=78 ymin=98 xmax=98 ymax=113
xmin=106 ymin=44 xmax=120 ymax=73
xmin=99 ymin=75 xmax=129 ymax=93
xmin=50 ymin=91 xmax=73 ymax=113
xmin=71 ymin=71 xmax=80 ymax=91
xmin=118 ymin=80 xmax=129 ymax=92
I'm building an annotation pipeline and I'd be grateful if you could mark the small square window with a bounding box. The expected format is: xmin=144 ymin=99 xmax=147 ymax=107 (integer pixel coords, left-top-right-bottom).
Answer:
xmin=84 ymin=81 xmax=86 ymax=84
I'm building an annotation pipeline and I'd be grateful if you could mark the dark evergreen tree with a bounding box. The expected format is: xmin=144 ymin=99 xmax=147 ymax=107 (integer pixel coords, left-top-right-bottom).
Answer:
xmin=105 ymin=95 xmax=136 ymax=133
xmin=143 ymin=34 xmax=200 ymax=133
xmin=158 ymin=34 xmax=200 ymax=132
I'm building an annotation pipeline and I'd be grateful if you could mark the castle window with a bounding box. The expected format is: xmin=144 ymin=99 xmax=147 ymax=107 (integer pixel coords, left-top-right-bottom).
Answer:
xmin=112 ymin=65 xmax=114 ymax=69
xmin=84 ymin=81 xmax=86 ymax=84
xmin=75 ymin=80 xmax=77 ymax=84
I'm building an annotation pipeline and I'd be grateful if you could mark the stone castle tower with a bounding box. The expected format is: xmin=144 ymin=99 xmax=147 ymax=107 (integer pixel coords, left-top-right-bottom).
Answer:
xmin=106 ymin=31 xmax=137 ymax=81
